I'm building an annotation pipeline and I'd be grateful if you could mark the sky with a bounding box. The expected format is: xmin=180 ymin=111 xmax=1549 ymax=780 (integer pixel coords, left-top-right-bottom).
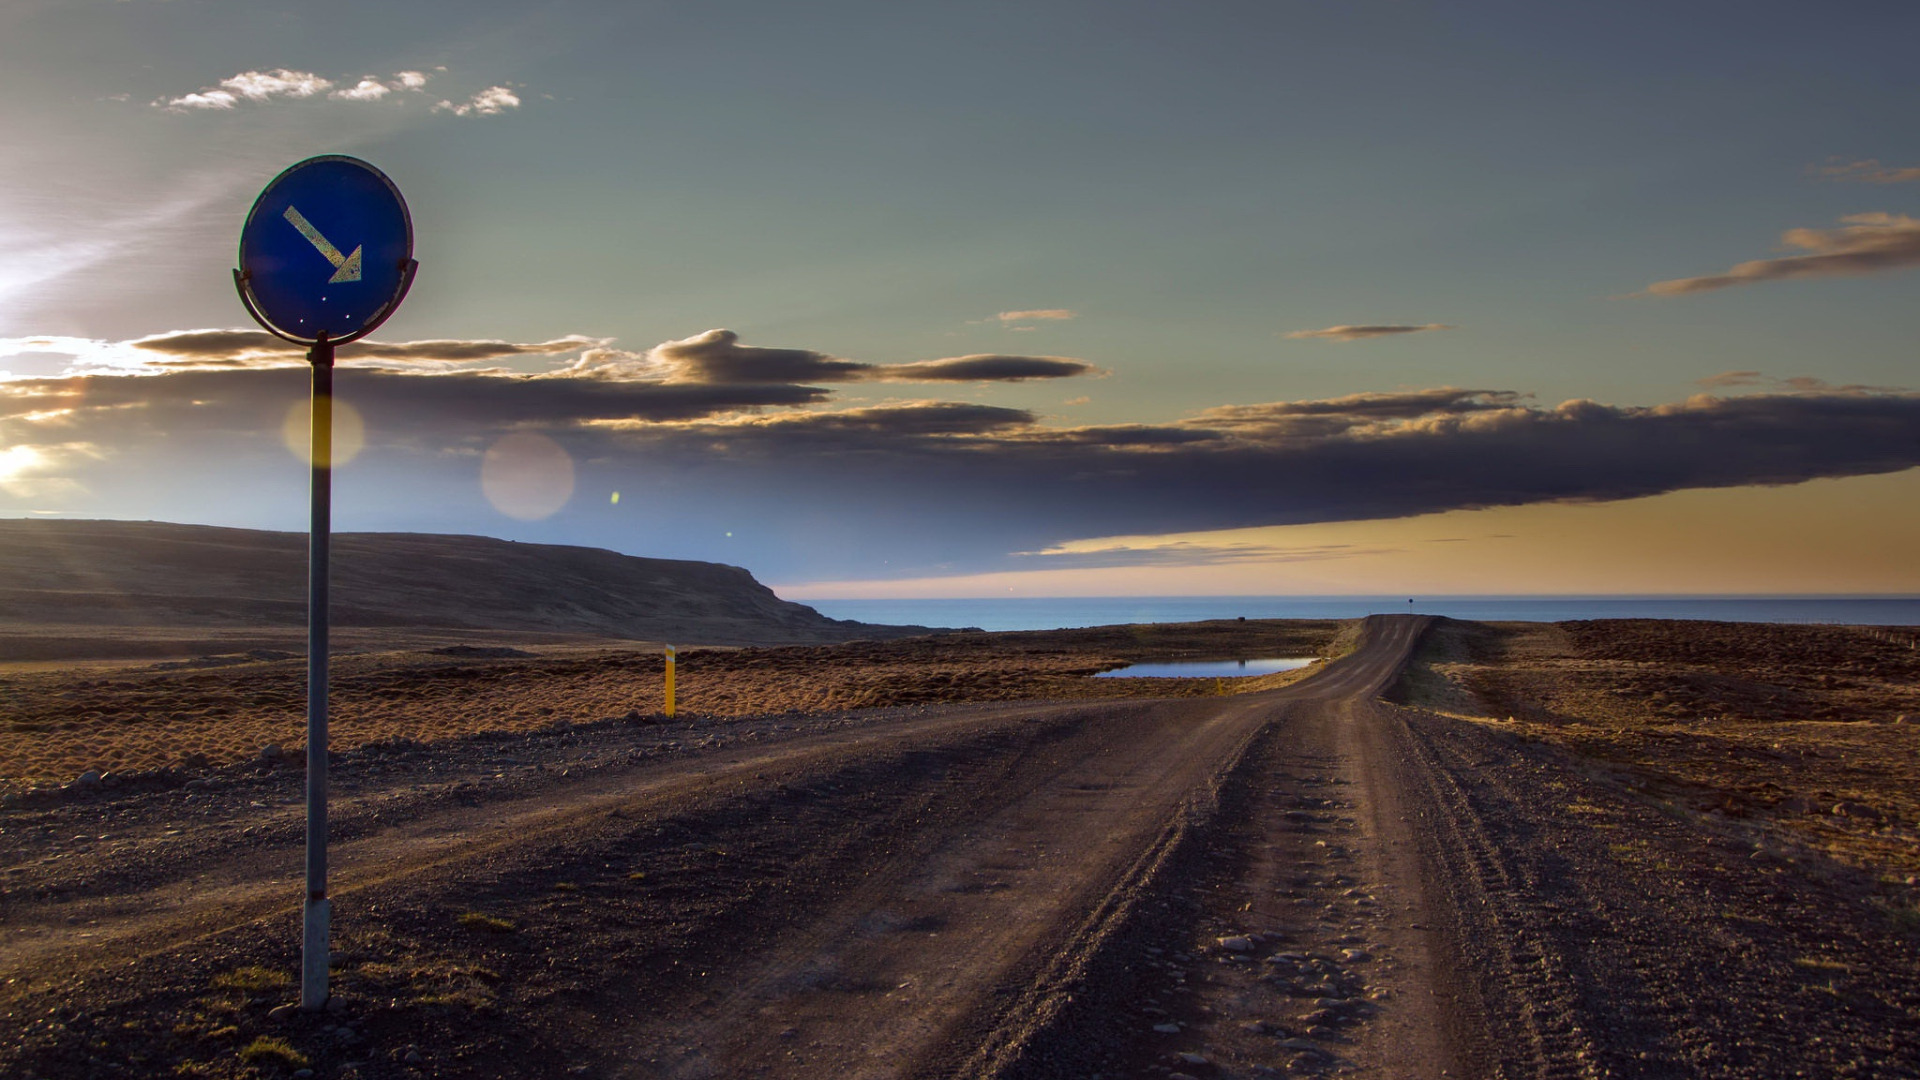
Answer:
xmin=2 ymin=0 xmax=1919 ymax=597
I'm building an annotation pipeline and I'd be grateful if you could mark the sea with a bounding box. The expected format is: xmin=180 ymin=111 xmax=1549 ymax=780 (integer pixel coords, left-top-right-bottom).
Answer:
xmin=805 ymin=596 xmax=1920 ymax=633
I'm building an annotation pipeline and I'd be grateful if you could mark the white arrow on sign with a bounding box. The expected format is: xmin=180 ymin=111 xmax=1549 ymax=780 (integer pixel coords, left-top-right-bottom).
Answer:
xmin=282 ymin=205 xmax=363 ymax=284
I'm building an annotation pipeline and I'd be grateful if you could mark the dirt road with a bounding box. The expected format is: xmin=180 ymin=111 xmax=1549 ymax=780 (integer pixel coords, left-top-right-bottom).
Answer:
xmin=6 ymin=614 xmax=1914 ymax=1078
xmin=0 ymin=616 xmax=1449 ymax=1078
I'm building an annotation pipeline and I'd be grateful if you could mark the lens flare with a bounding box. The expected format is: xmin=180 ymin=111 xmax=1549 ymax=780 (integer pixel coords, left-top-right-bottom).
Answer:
xmin=481 ymin=432 xmax=575 ymax=520
xmin=281 ymin=396 xmax=365 ymax=467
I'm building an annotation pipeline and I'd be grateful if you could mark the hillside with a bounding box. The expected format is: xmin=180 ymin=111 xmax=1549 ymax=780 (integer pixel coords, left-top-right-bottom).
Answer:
xmin=0 ymin=519 xmax=930 ymax=658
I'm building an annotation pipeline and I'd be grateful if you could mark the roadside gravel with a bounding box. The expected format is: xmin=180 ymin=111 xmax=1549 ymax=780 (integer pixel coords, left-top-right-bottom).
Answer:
xmin=6 ymin=616 xmax=1917 ymax=1079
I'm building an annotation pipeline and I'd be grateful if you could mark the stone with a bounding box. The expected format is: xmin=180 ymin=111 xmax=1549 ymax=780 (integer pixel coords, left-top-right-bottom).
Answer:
xmin=258 ymin=744 xmax=284 ymax=762
xmin=1216 ymin=935 xmax=1255 ymax=952
xmin=1340 ymin=948 xmax=1372 ymax=963
xmin=1176 ymin=1051 xmax=1209 ymax=1066
xmin=1153 ymin=1022 xmax=1181 ymax=1034
xmin=73 ymin=771 xmax=103 ymax=793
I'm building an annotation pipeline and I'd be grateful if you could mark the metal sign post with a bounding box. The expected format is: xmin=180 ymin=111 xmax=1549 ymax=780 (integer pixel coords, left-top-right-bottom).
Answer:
xmin=236 ymin=156 xmax=415 ymax=1011
xmin=302 ymin=332 xmax=333 ymax=1011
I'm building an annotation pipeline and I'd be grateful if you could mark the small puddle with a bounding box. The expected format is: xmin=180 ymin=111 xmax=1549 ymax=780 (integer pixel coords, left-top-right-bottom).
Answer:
xmin=1093 ymin=657 xmax=1316 ymax=679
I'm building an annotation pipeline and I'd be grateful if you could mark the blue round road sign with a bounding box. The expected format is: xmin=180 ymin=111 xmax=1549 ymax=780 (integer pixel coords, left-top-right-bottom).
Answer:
xmin=237 ymin=155 xmax=415 ymax=345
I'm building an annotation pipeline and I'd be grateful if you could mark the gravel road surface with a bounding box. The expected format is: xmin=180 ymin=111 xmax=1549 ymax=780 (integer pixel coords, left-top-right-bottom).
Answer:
xmin=4 ymin=614 xmax=1916 ymax=1079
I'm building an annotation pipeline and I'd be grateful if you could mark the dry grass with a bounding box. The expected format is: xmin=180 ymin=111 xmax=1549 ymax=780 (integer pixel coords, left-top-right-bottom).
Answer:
xmin=1399 ymin=619 xmax=1920 ymax=885
xmin=455 ymin=912 xmax=518 ymax=934
xmin=0 ymin=620 xmax=1339 ymax=789
xmin=209 ymin=966 xmax=291 ymax=995
xmin=237 ymin=1035 xmax=308 ymax=1069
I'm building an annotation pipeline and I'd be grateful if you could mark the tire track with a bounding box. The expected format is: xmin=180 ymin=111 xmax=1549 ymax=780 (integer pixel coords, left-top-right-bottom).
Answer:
xmin=1390 ymin=710 xmax=1610 ymax=1079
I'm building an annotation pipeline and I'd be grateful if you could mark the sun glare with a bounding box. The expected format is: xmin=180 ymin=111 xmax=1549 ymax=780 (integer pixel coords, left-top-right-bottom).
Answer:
xmin=0 ymin=444 xmax=43 ymax=484
xmin=280 ymin=397 xmax=366 ymax=468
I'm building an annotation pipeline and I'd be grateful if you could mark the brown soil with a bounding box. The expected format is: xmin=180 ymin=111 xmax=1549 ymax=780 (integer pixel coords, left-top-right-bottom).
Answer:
xmin=1397 ymin=618 xmax=1920 ymax=887
xmin=1387 ymin=618 xmax=1920 ymax=1076
xmin=4 ymin=615 xmax=1919 ymax=1079
xmin=0 ymin=620 xmax=1339 ymax=792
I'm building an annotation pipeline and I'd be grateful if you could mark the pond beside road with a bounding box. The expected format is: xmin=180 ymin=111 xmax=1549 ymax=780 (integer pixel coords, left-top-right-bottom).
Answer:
xmin=1093 ymin=657 xmax=1316 ymax=678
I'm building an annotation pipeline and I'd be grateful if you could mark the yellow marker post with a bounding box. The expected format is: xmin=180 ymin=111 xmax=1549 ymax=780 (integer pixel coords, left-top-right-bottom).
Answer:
xmin=664 ymin=645 xmax=676 ymax=718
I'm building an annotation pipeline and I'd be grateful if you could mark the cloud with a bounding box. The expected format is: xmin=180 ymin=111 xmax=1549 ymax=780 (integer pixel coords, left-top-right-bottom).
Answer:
xmin=1013 ymin=540 xmax=1396 ymax=569
xmin=9 ymin=326 xmax=1920 ymax=579
xmin=0 ymin=367 xmax=828 ymax=431
xmin=1815 ymin=158 xmax=1920 ymax=184
xmin=1693 ymin=370 xmax=1901 ymax=395
xmin=130 ymin=329 xmax=606 ymax=370
xmin=1644 ymin=213 xmax=1920 ymax=295
xmin=435 ymin=86 xmax=521 ymax=117
xmin=162 ymin=69 xmax=331 ymax=109
xmin=164 ymin=90 xmax=238 ymax=111
xmin=582 ymin=387 xmax=1920 ymax=581
xmin=5 ymin=328 xmax=1095 ymax=389
xmin=994 ymin=309 xmax=1077 ymax=323
xmin=157 ymin=69 xmax=454 ymax=112
xmin=878 ymin=355 xmax=1097 ymax=382
xmin=346 ymin=336 xmax=608 ymax=365
xmin=643 ymin=329 xmax=1094 ymax=385
xmin=222 ymin=69 xmax=332 ymax=100
xmin=330 ymin=78 xmax=392 ymax=103
xmin=1285 ymin=323 xmax=1454 ymax=342
xmin=730 ymin=401 xmax=1035 ymax=438
xmin=648 ymin=329 xmax=867 ymax=384
xmin=1192 ymin=389 xmax=1525 ymax=437
xmin=585 ymin=386 xmax=1920 ymax=577
xmin=0 ymin=329 xmax=609 ymax=376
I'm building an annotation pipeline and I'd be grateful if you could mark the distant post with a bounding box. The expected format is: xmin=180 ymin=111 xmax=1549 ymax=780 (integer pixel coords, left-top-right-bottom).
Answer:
xmin=236 ymin=155 xmax=416 ymax=1010
xmin=664 ymin=645 xmax=677 ymax=718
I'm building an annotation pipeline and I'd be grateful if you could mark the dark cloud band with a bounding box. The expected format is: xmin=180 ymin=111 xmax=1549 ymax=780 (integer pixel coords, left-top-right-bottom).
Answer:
xmin=7 ymin=331 xmax=1919 ymax=579
xmin=648 ymin=329 xmax=1095 ymax=385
